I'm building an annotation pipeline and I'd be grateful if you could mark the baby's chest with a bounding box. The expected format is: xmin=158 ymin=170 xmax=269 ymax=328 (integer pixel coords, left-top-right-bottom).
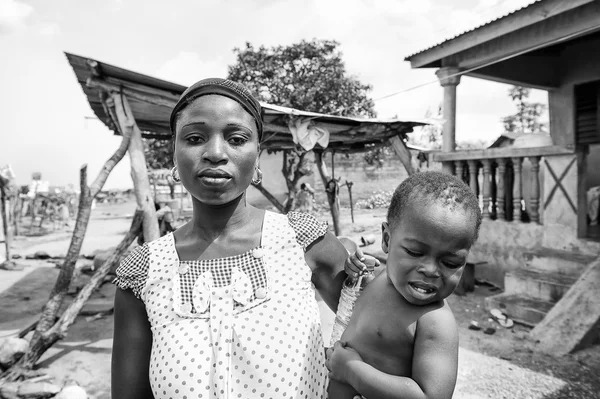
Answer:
xmin=341 ymin=289 xmax=419 ymax=374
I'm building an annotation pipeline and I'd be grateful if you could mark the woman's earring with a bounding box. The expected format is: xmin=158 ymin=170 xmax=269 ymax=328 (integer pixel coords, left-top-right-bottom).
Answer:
xmin=170 ymin=166 xmax=181 ymax=183
xmin=251 ymin=167 xmax=263 ymax=185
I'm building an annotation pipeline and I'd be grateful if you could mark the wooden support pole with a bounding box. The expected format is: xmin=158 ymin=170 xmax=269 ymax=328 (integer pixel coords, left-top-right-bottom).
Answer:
xmin=512 ymin=157 xmax=523 ymax=222
xmin=389 ymin=135 xmax=414 ymax=176
xmin=112 ymin=93 xmax=160 ymax=243
xmin=0 ymin=186 xmax=11 ymax=262
xmin=529 ymin=156 xmax=541 ymax=223
xmin=315 ymin=152 xmax=341 ymax=236
xmin=496 ymin=158 xmax=507 ymax=221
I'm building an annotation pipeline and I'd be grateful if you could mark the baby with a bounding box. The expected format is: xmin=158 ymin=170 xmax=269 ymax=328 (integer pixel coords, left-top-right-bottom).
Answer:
xmin=327 ymin=171 xmax=482 ymax=399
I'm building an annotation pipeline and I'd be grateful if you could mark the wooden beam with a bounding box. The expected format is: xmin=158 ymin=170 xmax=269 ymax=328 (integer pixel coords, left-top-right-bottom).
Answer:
xmin=389 ymin=135 xmax=415 ymax=176
xmin=314 ymin=152 xmax=342 ymax=236
xmin=111 ymin=93 xmax=160 ymax=242
xmin=432 ymin=145 xmax=575 ymax=162
xmin=407 ymin=0 xmax=594 ymax=68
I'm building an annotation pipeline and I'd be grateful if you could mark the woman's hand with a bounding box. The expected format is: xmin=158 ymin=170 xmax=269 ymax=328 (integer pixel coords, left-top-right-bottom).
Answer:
xmin=325 ymin=340 xmax=364 ymax=384
xmin=344 ymin=247 xmax=380 ymax=280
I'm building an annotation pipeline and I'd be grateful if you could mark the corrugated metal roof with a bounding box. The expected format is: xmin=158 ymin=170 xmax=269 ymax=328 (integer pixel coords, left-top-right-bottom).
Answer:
xmin=404 ymin=0 xmax=544 ymax=60
xmin=65 ymin=52 xmax=429 ymax=153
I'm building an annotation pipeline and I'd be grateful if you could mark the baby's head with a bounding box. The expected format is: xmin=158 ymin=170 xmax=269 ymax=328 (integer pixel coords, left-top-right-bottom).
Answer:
xmin=382 ymin=171 xmax=482 ymax=305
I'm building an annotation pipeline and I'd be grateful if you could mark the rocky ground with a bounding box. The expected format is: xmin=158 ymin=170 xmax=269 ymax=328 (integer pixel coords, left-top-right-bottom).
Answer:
xmin=0 ymin=200 xmax=599 ymax=398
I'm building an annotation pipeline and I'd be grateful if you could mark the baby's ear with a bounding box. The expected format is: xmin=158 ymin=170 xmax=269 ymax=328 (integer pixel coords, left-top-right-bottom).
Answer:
xmin=381 ymin=222 xmax=390 ymax=254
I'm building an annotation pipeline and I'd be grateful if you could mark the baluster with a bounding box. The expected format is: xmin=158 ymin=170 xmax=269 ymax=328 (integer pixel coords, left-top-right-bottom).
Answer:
xmin=454 ymin=161 xmax=465 ymax=182
xmin=529 ymin=156 xmax=541 ymax=223
xmin=512 ymin=157 xmax=523 ymax=222
xmin=490 ymin=162 xmax=497 ymax=219
xmin=496 ymin=159 xmax=507 ymax=221
xmin=467 ymin=160 xmax=479 ymax=195
xmin=482 ymin=159 xmax=492 ymax=220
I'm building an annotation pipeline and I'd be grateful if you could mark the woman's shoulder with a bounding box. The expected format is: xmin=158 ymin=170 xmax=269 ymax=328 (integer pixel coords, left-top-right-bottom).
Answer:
xmin=113 ymin=239 xmax=162 ymax=300
xmin=284 ymin=211 xmax=328 ymax=250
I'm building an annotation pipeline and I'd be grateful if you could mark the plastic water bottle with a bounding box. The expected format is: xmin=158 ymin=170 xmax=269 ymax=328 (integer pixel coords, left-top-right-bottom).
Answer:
xmin=330 ymin=269 xmax=375 ymax=346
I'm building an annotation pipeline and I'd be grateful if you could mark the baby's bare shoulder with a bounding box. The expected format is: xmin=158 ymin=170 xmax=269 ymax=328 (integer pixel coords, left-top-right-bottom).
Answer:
xmin=416 ymin=301 xmax=458 ymax=338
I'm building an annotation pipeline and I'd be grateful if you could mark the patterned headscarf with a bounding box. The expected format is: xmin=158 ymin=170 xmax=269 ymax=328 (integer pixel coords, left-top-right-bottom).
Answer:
xmin=169 ymin=78 xmax=263 ymax=140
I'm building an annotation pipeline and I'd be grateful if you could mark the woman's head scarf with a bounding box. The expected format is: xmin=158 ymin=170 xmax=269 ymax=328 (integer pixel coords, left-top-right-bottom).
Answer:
xmin=169 ymin=78 xmax=263 ymax=141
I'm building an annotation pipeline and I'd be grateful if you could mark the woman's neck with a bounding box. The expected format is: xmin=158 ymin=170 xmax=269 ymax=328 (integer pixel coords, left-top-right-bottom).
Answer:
xmin=188 ymin=193 xmax=256 ymax=240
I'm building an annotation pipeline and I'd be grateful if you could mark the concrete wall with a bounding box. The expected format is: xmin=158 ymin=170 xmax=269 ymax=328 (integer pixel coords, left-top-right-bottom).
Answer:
xmin=471 ymin=220 xmax=545 ymax=288
xmin=248 ymin=149 xmax=433 ymax=210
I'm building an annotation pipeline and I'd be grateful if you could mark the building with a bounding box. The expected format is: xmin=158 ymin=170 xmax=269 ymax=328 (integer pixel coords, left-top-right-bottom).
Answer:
xmin=406 ymin=0 xmax=600 ymax=352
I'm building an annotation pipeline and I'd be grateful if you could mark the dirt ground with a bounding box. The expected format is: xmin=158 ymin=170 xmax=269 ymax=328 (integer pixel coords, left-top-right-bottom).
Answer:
xmin=1 ymin=200 xmax=599 ymax=398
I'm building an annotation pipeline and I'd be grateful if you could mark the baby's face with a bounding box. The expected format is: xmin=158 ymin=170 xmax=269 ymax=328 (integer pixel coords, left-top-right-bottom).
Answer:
xmin=382 ymin=200 xmax=477 ymax=306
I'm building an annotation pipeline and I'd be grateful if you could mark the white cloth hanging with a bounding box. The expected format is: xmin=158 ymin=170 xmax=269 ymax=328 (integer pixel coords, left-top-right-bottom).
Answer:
xmin=288 ymin=116 xmax=330 ymax=151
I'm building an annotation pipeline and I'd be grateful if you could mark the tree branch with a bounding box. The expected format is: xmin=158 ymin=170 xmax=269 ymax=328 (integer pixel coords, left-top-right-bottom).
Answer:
xmin=252 ymin=183 xmax=285 ymax=213
xmin=89 ymin=125 xmax=132 ymax=196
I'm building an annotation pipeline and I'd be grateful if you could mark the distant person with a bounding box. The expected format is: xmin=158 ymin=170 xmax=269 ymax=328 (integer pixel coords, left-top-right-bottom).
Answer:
xmin=294 ymin=182 xmax=316 ymax=213
xmin=326 ymin=171 xmax=482 ymax=399
xmin=112 ymin=78 xmax=372 ymax=399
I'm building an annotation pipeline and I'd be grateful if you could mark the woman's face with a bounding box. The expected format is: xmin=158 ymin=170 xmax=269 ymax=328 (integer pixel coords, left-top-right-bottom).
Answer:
xmin=174 ymin=95 xmax=260 ymax=206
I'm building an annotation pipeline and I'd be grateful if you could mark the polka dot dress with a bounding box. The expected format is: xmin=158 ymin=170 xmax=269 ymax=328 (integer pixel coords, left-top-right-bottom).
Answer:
xmin=115 ymin=211 xmax=329 ymax=399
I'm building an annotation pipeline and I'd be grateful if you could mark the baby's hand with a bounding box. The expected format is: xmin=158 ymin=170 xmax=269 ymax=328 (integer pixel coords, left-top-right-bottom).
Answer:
xmin=345 ymin=247 xmax=380 ymax=280
xmin=325 ymin=340 xmax=363 ymax=384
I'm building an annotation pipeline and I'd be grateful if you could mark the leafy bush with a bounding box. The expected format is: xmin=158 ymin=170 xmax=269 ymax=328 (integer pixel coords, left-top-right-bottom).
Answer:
xmin=355 ymin=190 xmax=394 ymax=209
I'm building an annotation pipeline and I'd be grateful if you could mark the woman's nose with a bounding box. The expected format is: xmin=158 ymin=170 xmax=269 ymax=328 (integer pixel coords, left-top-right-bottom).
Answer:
xmin=203 ymin=137 xmax=227 ymax=163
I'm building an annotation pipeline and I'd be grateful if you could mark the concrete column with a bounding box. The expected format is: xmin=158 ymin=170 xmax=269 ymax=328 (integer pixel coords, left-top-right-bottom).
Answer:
xmin=436 ymin=67 xmax=461 ymax=174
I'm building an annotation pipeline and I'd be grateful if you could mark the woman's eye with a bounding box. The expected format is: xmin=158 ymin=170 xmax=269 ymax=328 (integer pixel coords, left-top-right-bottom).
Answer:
xmin=186 ymin=135 xmax=203 ymax=144
xmin=403 ymin=248 xmax=422 ymax=257
xmin=229 ymin=136 xmax=248 ymax=146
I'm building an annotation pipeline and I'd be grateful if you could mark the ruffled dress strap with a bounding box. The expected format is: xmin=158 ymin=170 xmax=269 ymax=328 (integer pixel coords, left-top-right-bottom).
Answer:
xmin=287 ymin=211 xmax=328 ymax=251
xmin=113 ymin=244 xmax=150 ymax=301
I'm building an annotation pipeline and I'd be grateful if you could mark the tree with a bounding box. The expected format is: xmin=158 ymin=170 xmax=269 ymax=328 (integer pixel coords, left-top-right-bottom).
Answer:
xmin=227 ymin=39 xmax=376 ymax=212
xmin=144 ymin=138 xmax=173 ymax=171
xmin=228 ymin=40 xmax=375 ymax=117
xmin=502 ymin=86 xmax=547 ymax=134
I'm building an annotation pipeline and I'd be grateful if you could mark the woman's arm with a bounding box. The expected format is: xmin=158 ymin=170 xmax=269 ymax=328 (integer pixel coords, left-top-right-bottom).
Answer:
xmin=305 ymin=232 xmax=349 ymax=312
xmin=111 ymin=288 xmax=154 ymax=399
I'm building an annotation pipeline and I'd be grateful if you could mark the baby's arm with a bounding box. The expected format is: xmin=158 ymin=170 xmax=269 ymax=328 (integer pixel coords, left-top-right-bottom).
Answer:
xmin=328 ymin=306 xmax=458 ymax=399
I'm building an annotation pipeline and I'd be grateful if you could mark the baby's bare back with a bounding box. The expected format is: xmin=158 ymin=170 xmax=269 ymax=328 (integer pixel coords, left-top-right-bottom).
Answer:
xmin=328 ymin=272 xmax=439 ymax=399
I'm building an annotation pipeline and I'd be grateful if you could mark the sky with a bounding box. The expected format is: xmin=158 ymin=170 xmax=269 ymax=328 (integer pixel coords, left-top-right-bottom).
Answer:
xmin=0 ymin=0 xmax=547 ymax=189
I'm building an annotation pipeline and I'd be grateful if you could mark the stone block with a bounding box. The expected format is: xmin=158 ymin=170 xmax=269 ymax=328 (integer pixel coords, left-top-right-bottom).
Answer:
xmin=530 ymin=257 xmax=600 ymax=355
xmin=0 ymin=337 xmax=28 ymax=369
xmin=485 ymin=293 xmax=554 ymax=327
xmin=525 ymin=247 xmax=595 ymax=276
xmin=504 ymin=269 xmax=577 ymax=303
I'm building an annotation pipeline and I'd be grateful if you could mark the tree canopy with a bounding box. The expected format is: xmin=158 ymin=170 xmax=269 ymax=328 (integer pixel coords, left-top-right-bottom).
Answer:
xmin=502 ymin=86 xmax=547 ymax=135
xmin=227 ymin=39 xmax=376 ymax=117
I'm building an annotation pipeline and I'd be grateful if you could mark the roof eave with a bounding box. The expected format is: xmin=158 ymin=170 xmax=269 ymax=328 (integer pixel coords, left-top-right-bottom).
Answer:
xmin=404 ymin=0 xmax=594 ymax=69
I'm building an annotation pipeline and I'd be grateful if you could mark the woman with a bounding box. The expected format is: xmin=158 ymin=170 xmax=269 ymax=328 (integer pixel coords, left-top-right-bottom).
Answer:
xmin=112 ymin=78 xmax=354 ymax=399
